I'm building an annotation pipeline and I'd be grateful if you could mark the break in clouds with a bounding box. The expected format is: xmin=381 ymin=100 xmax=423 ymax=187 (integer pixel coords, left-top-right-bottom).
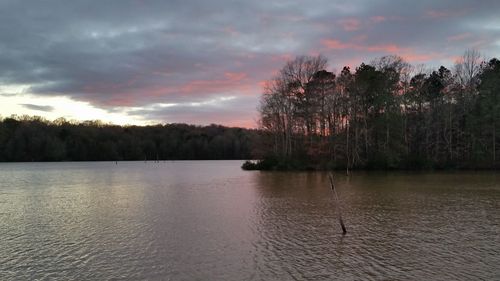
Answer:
xmin=1 ymin=0 xmax=500 ymax=126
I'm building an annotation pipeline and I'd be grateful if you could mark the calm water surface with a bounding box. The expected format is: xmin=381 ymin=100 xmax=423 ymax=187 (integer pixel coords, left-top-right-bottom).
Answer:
xmin=0 ymin=161 xmax=499 ymax=280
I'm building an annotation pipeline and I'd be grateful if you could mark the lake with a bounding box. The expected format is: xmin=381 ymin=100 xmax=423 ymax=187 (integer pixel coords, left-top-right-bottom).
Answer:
xmin=0 ymin=161 xmax=499 ymax=280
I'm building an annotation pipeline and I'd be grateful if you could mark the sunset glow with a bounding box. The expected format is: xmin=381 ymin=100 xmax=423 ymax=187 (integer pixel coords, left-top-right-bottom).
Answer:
xmin=0 ymin=1 xmax=498 ymax=127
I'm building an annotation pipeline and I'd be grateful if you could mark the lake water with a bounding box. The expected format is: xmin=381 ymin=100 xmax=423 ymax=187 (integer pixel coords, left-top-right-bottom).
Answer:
xmin=0 ymin=161 xmax=499 ymax=280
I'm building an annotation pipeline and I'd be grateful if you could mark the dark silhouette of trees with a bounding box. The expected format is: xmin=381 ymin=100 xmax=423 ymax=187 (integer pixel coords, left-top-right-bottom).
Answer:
xmin=252 ymin=51 xmax=500 ymax=170
xmin=3 ymin=50 xmax=498 ymax=170
xmin=0 ymin=116 xmax=258 ymax=162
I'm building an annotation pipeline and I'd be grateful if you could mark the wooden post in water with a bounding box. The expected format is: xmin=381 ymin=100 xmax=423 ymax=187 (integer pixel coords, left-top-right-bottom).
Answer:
xmin=328 ymin=173 xmax=347 ymax=235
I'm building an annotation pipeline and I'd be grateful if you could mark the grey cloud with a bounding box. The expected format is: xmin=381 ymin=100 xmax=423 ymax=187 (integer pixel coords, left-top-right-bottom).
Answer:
xmin=20 ymin=104 xmax=54 ymax=112
xmin=1 ymin=0 xmax=499 ymax=125
xmin=0 ymin=93 xmax=18 ymax=97
xmin=129 ymin=96 xmax=258 ymax=126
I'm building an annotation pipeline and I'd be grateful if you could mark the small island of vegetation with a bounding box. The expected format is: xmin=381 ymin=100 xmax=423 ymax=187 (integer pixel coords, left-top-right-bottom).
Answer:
xmin=244 ymin=50 xmax=500 ymax=170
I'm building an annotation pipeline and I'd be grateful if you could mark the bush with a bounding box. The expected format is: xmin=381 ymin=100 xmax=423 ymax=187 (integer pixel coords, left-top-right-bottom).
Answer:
xmin=241 ymin=157 xmax=280 ymax=170
xmin=241 ymin=160 xmax=259 ymax=170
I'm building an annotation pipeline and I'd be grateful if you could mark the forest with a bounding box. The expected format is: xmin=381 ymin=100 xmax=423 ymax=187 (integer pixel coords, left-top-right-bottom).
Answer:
xmin=0 ymin=116 xmax=257 ymax=161
xmin=248 ymin=50 xmax=500 ymax=170
xmin=2 ymin=50 xmax=499 ymax=169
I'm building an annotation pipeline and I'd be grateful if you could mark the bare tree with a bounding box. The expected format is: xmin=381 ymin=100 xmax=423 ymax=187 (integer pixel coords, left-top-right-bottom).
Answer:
xmin=455 ymin=49 xmax=483 ymax=90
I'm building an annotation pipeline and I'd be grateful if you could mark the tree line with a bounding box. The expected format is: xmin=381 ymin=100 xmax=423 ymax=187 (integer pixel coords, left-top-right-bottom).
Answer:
xmin=251 ymin=50 xmax=500 ymax=170
xmin=0 ymin=116 xmax=258 ymax=161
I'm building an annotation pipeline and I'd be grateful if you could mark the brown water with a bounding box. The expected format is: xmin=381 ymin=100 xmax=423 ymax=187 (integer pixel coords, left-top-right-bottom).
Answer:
xmin=0 ymin=161 xmax=499 ymax=280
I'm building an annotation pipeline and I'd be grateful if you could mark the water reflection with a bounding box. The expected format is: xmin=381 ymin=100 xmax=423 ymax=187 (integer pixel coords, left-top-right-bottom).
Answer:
xmin=251 ymin=171 xmax=500 ymax=280
xmin=0 ymin=162 xmax=499 ymax=280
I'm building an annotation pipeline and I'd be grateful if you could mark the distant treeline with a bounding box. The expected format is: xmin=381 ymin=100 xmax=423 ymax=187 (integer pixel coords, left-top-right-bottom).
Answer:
xmin=0 ymin=116 xmax=258 ymax=161
xmin=247 ymin=50 xmax=500 ymax=170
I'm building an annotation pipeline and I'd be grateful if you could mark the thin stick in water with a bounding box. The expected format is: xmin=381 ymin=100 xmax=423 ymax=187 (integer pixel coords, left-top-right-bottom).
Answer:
xmin=329 ymin=173 xmax=347 ymax=235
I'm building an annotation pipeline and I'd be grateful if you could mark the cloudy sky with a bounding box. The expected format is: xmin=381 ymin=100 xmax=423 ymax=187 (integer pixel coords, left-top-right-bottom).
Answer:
xmin=1 ymin=0 xmax=499 ymax=127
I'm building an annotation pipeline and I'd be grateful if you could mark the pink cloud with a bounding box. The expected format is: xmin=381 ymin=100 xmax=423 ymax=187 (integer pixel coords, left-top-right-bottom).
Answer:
xmin=178 ymin=72 xmax=251 ymax=95
xmin=224 ymin=118 xmax=257 ymax=128
xmin=270 ymin=53 xmax=293 ymax=62
xmin=322 ymin=38 xmax=406 ymax=53
xmin=425 ymin=8 xmax=468 ymax=19
xmin=258 ymin=80 xmax=268 ymax=88
xmin=370 ymin=16 xmax=386 ymax=23
xmin=342 ymin=57 xmax=365 ymax=69
xmin=333 ymin=16 xmax=386 ymax=33
xmin=351 ymin=34 xmax=368 ymax=43
xmin=223 ymin=26 xmax=239 ymax=36
xmin=448 ymin=55 xmax=463 ymax=63
xmin=163 ymin=108 xmax=259 ymax=128
xmin=105 ymin=96 xmax=138 ymax=107
xmin=426 ymin=10 xmax=448 ymax=18
xmin=322 ymin=38 xmax=440 ymax=64
xmin=400 ymin=52 xmax=441 ymax=62
xmin=365 ymin=44 xmax=404 ymax=53
xmin=224 ymin=72 xmax=247 ymax=80
xmin=78 ymin=70 xmax=258 ymax=108
xmin=322 ymin=39 xmax=353 ymax=49
xmin=447 ymin=33 xmax=472 ymax=41
xmin=338 ymin=18 xmax=361 ymax=31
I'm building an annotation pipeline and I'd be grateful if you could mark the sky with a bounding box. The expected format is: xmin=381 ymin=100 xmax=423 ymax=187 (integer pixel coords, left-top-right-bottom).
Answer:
xmin=0 ymin=0 xmax=499 ymax=128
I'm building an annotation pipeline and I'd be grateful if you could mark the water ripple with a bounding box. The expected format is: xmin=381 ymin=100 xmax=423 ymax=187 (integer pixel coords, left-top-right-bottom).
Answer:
xmin=0 ymin=162 xmax=499 ymax=280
